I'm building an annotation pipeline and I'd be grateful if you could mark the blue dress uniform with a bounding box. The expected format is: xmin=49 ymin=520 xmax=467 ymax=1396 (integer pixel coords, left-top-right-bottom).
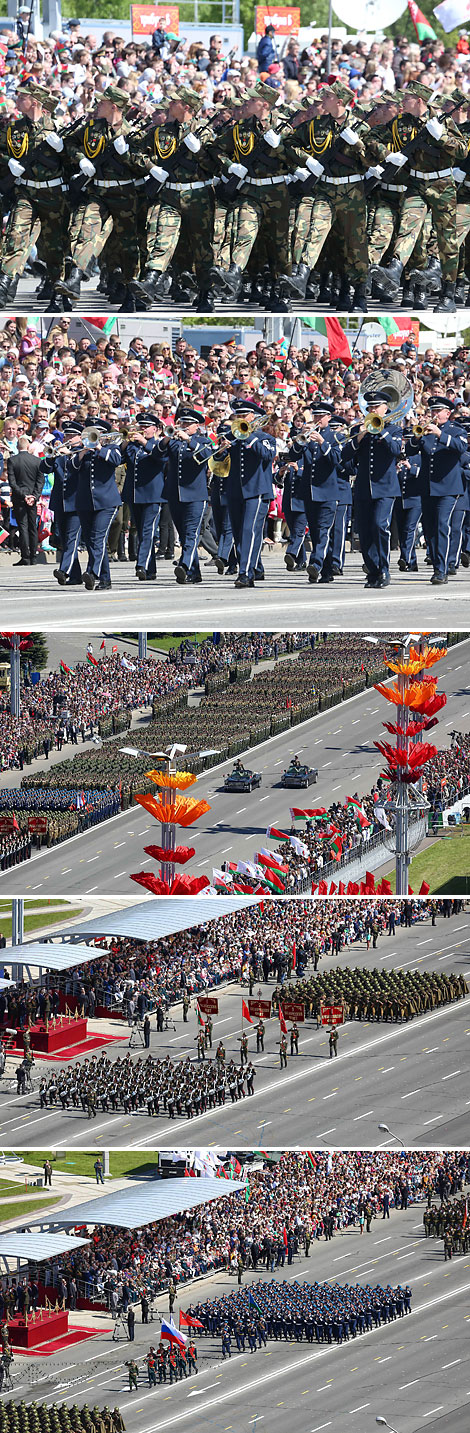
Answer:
xmin=283 ymin=456 xmax=307 ymax=570
xmin=42 ymin=422 xmax=83 ymax=587
xmin=211 ymin=422 xmax=237 ymax=574
xmin=327 ymin=425 xmax=353 ymax=575
xmin=161 ymin=407 xmax=212 ymax=583
xmin=224 ymin=400 xmax=275 ymax=589
xmin=122 ymin=414 xmax=167 ymax=581
xmin=70 ymin=423 xmax=122 ymax=590
xmin=448 ymin=445 xmax=470 ymax=572
xmin=395 ymin=448 xmax=422 ymax=572
xmin=288 ymin=404 xmax=341 ymax=582
xmin=405 ymin=398 xmax=467 ymax=582
xmin=343 ymin=417 xmax=402 ymax=588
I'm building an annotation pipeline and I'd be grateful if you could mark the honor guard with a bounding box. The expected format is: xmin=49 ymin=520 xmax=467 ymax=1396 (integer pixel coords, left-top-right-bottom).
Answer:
xmin=122 ymin=412 xmax=167 ymax=581
xmin=222 ymin=399 xmax=275 ymax=589
xmin=0 ymin=84 xmax=67 ymax=308
xmin=60 ymin=87 xmax=140 ymax=309
xmin=69 ymin=420 xmax=122 ymax=590
xmin=160 ymin=405 xmax=212 ymax=584
xmin=405 ymin=395 xmax=467 ymax=582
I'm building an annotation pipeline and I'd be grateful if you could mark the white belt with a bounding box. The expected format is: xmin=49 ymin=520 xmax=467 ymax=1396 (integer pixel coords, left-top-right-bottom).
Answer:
xmin=246 ymin=175 xmax=287 ymax=187
xmin=381 ymin=182 xmax=407 ymax=193
xmin=18 ymin=177 xmax=63 ymax=189
xmin=409 ymin=167 xmax=452 ymax=180
xmin=165 ymin=179 xmax=213 ymax=191
xmin=323 ymin=174 xmax=363 ymax=186
xmin=95 ymin=178 xmax=144 ymax=189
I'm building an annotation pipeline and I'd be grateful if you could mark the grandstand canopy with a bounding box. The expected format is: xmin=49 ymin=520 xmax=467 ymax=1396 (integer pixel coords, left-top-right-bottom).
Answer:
xmin=5 ymin=943 xmax=103 ymax=972
xmin=62 ymin=895 xmax=260 ymax=942
xmin=0 ymin=1233 xmax=90 ymax=1261
xmin=39 ymin=1177 xmax=247 ymax=1231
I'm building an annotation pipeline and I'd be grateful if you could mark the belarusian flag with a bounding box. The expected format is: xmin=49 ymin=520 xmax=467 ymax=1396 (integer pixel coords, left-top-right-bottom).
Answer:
xmin=375 ymin=316 xmax=400 ymax=336
xmin=346 ymin=797 xmax=370 ymax=829
xmin=266 ymin=826 xmax=290 ymax=841
xmin=330 ymin=836 xmax=343 ymax=861
xmin=196 ymin=1004 xmax=205 ymax=1027
xmin=291 ymin=939 xmax=296 ymax=970
xmin=86 ymin=652 xmax=99 ymax=667
xmin=408 ymin=0 xmax=437 ymax=38
xmin=290 ymin=807 xmax=327 ymax=821
xmin=302 ymin=317 xmax=352 ymax=364
xmin=305 ymin=1152 xmax=316 ymax=1170
xmin=82 ymin=317 xmax=117 ymax=334
xmin=60 ymin=660 xmax=70 ymax=675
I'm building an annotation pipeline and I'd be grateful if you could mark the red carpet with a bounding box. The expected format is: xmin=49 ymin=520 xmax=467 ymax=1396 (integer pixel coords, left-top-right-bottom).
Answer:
xmin=8 ymin=1032 xmax=127 ymax=1062
xmin=16 ymin=1326 xmax=112 ymax=1356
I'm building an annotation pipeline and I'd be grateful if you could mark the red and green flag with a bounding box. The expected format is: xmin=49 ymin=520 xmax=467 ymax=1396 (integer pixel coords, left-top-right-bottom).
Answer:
xmin=302 ymin=316 xmax=352 ymax=365
xmin=289 ymin=806 xmax=327 ymax=821
xmin=86 ymin=652 xmax=99 ymax=667
xmin=82 ymin=316 xmax=117 ymax=335
xmin=330 ymin=835 xmax=343 ymax=861
xmin=408 ymin=0 xmax=437 ymax=40
xmin=196 ymin=1004 xmax=205 ymax=1028
xmin=60 ymin=660 xmax=71 ymax=675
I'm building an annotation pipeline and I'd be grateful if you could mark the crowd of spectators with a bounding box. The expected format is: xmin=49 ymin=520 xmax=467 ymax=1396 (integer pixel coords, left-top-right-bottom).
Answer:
xmin=1 ymin=21 xmax=470 ymax=129
xmin=26 ymin=1149 xmax=470 ymax=1309
xmin=28 ymin=897 xmax=462 ymax=1017
xmin=2 ymin=322 xmax=470 ymax=560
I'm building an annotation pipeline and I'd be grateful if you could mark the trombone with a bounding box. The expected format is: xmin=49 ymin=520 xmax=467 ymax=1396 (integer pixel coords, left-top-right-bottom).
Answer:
xmin=363 ymin=412 xmax=385 ymax=434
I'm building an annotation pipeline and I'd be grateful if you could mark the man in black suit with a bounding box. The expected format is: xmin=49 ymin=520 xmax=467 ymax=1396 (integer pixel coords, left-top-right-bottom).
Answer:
xmin=7 ymin=437 xmax=43 ymax=565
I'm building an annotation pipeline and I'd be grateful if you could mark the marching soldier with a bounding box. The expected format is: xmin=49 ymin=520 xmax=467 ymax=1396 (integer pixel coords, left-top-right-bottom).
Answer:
xmin=342 ymin=387 xmax=402 ymax=589
xmin=121 ymin=412 xmax=166 ymax=582
xmin=222 ymin=399 xmax=275 ymax=589
xmin=60 ymin=87 xmax=141 ymax=309
xmin=41 ymin=424 xmax=84 ymax=588
xmin=69 ymin=421 xmax=122 ymax=591
xmin=0 ymin=84 xmax=68 ymax=308
xmin=405 ymin=395 xmax=467 ymax=583
xmin=159 ymin=405 xmax=212 ymax=585
xmin=287 ymin=400 xmax=341 ymax=584
xmin=280 ymin=1032 xmax=288 ymax=1068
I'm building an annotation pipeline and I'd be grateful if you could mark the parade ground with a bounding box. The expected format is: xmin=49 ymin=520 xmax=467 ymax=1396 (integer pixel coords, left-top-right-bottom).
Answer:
xmin=0 ymin=903 xmax=468 ymax=1148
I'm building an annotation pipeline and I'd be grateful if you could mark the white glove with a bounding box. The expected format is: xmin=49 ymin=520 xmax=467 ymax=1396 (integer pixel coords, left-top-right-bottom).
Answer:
xmin=113 ymin=134 xmax=128 ymax=155
xmin=79 ymin=157 xmax=95 ymax=177
xmin=305 ymin=155 xmax=324 ymax=177
xmin=8 ymin=159 xmax=24 ymax=176
xmin=149 ymin=164 xmax=169 ymax=183
xmin=340 ymin=126 xmax=359 ymax=145
xmin=228 ymin=161 xmax=248 ymax=179
xmin=365 ymin=165 xmax=383 ymax=180
xmin=387 ymin=150 xmax=407 ymax=168
xmin=264 ymin=127 xmax=281 ymax=148
xmin=183 ymin=132 xmax=200 ymax=153
xmin=426 ymin=116 xmax=444 ymax=140
xmin=45 ymin=132 xmax=63 ymax=152
xmin=453 ymin=166 xmax=466 ymax=183
xmin=293 ymin=166 xmax=310 ymax=182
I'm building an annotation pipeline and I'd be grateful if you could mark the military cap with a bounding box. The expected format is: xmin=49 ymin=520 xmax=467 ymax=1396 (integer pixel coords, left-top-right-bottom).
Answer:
xmin=172 ymin=86 xmax=204 ymax=113
xmin=365 ymin=389 xmax=391 ymax=405
xmin=328 ymin=79 xmax=354 ymax=105
xmin=175 ymin=404 xmax=204 ymax=423
xmin=404 ymin=80 xmax=435 ymax=103
xmin=245 ymin=82 xmax=280 ymax=107
xmin=308 ymin=398 xmax=334 ymax=414
xmin=17 ymin=83 xmax=59 ymax=114
xmin=134 ymin=411 xmax=161 ymax=426
xmin=231 ymin=398 xmax=265 ymax=415
xmin=103 ymin=86 xmax=131 ymax=111
xmin=428 ymin=394 xmax=454 ymax=410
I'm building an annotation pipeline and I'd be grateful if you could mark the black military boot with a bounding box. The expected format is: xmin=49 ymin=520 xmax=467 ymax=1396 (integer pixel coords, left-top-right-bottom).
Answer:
xmin=131 ymin=270 xmax=171 ymax=304
xmin=400 ymin=277 xmax=415 ymax=307
xmin=57 ymin=261 xmax=84 ymax=300
xmin=270 ymin=282 xmax=291 ymax=312
xmin=285 ymin=263 xmax=309 ymax=298
xmin=0 ymin=272 xmax=13 ymax=306
xmin=412 ymin=281 xmax=428 ymax=310
xmin=318 ymin=270 xmax=333 ymax=305
xmin=128 ymin=528 xmax=138 ymax=563
xmin=455 ymin=276 xmax=467 ymax=306
xmin=35 ymin=276 xmax=54 ymax=301
xmin=410 ymin=256 xmax=441 ymax=293
xmin=433 ymin=281 xmax=456 ymax=312
xmin=117 ymin=532 xmax=127 ymax=561
xmin=306 ymin=270 xmax=320 ymax=301
xmin=370 ymin=257 xmax=403 ymax=296
xmin=352 ymin=282 xmax=368 ymax=312
xmin=193 ymin=288 xmax=215 ymax=311
xmin=337 ymin=279 xmax=354 ymax=311
xmin=46 ymin=291 xmax=73 ymax=312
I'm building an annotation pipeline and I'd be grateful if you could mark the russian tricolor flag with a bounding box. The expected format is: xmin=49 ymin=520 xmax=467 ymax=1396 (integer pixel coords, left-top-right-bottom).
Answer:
xmin=160 ymin=1317 xmax=187 ymax=1347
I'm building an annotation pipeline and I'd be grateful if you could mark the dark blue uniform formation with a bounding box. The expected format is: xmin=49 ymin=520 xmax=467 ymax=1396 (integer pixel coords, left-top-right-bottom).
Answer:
xmin=0 ymin=789 xmax=119 ymax=816
xmin=192 ymin=1279 xmax=412 ymax=1354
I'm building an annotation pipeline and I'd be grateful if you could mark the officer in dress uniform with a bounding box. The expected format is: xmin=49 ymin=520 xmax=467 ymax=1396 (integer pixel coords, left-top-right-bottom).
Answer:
xmin=122 ymin=412 xmax=167 ymax=581
xmin=395 ymin=446 xmax=422 ymax=573
xmin=211 ymin=420 xmax=238 ymax=575
xmin=159 ymin=405 xmax=213 ymax=584
xmin=343 ymin=387 xmax=402 ymax=588
xmin=222 ymin=399 xmax=275 ymax=589
xmin=326 ymin=417 xmax=353 ymax=577
xmin=287 ymin=400 xmax=341 ymax=583
xmin=282 ymin=428 xmax=307 ymax=571
xmin=405 ymin=394 xmax=467 ymax=582
xmin=41 ymin=422 xmax=84 ymax=587
xmin=69 ymin=420 xmax=122 ymax=590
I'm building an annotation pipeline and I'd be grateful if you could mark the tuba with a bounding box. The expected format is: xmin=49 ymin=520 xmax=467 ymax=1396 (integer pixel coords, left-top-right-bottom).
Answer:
xmin=358 ymin=368 xmax=414 ymax=430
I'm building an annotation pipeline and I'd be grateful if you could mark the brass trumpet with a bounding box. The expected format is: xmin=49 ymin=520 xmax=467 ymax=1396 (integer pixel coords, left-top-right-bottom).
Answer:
xmin=230 ymin=415 xmax=260 ymax=441
xmin=364 ymin=412 xmax=385 ymax=434
xmin=412 ymin=421 xmax=429 ymax=438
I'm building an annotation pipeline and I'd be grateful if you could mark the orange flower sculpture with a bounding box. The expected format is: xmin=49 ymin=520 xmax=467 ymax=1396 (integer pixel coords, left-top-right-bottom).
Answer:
xmin=384 ymin=644 xmax=447 ymax=676
xmin=135 ymin=793 xmax=210 ymax=825
xmin=144 ymin=770 xmax=197 ymax=790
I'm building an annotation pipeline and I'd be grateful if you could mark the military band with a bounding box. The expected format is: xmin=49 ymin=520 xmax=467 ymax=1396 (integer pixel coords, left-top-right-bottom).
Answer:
xmin=3 ymin=76 xmax=470 ymax=311
xmin=39 ymin=367 xmax=470 ymax=591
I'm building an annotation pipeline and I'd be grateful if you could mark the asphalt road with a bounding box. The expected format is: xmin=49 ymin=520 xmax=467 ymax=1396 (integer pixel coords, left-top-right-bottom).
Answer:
xmin=0 ymin=551 xmax=468 ymax=629
xmin=1 ymin=906 xmax=469 ymax=1148
xmin=2 ymin=639 xmax=469 ymax=896
xmin=2 ymin=1198 xmax=470 ymax=1433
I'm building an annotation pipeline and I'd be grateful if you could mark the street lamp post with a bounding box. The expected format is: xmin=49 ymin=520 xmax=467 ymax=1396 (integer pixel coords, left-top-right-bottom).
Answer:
xmin=377 ymin=1418 xmax=401 ymax=1433
xmin=378 ymin=1122 xmax=405 ymax=1148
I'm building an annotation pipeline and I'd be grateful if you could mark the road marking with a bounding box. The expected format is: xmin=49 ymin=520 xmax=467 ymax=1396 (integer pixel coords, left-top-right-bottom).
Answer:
xmin=353 ymin=1111 xmax=373 ymax=1120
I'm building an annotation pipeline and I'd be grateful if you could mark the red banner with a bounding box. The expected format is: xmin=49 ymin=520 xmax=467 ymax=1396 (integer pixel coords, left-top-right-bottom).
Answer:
xmin=321 ymin=1004 xmax=344 ymax=1026
xmin=197 ymin=996 xmax=218 ymax=1015
xmin=131 ymin=5 xmax=179 ymax=36
xmin=0 ymin=816 xmax=14 ymax=833
xmin=386 ymin=320 xmax=420 ymax=349
xmin=28 ymin=816 xmax=48 ymax=834
xmin=255 ymin=5 xmax=300 ymax=34
xmin=248 ymin=998 xmax=272 ymax=1019
xmin=281 ymin=1000 xmax=305 ymax=1023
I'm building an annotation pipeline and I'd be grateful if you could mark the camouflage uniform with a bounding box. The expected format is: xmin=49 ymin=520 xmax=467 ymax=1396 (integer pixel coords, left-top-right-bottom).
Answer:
xmin=0 ymin=108 xmax=68 ymax=287
xmin=63 ymin=97 xmax=142 ymax=291
xmin=375 ymin=114 xmax=466 ymax=283
xmin=284 ymin=109 xmax=370 ymax=287
xmin=133 ymin=115 xmax=215 ymax=294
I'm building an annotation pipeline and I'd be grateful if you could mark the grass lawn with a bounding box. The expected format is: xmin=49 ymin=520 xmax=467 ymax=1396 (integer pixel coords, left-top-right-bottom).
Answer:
xmin=387 ymin=835 xmax=470 ymax=894
xmin=24 ymin=1152 xmax=159 ymax=1179
xmin=0 ymin=900 xmax=71 ymax=912
xmin=0 ymin=909 xmax=82 ymax=937
xmin=147 ymin=634 xmax=210 ymax=652
xmin=0 ymin=1178 xmax=51 ymax=1196
xmin=0 ymin=1196 xmax=61 ymax=1221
